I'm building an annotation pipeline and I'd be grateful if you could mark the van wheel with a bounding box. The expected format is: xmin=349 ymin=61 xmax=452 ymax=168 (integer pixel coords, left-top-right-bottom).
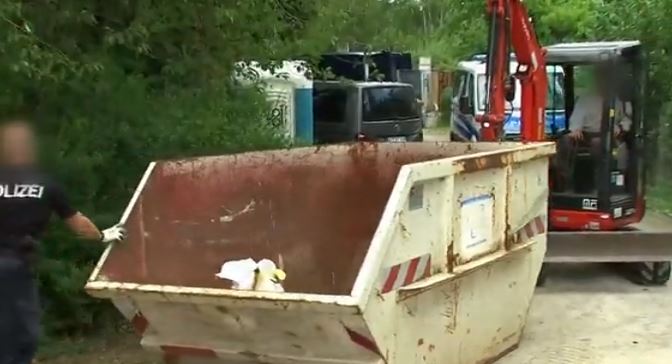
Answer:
xmin=625 ymin=262 xmax=671 ymax=286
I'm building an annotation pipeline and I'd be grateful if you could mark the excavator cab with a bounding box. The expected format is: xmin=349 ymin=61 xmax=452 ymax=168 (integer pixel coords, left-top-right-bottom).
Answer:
xmin=545 ymin=41 xmax=646 ymax=231
xmin=478 ymin=0 xmax=672 ymax=284
xmin=540 ymin=41 xmax=672 ymax=286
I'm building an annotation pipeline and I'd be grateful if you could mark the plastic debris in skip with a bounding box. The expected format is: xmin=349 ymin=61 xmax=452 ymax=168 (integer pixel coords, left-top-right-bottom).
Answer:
xmin=216 ymin=258 xmax=286 ymax=292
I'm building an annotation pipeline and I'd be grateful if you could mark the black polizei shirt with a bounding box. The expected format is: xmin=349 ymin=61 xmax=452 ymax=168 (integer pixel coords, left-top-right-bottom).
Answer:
xmin=0 ymin=166 xmax=76 ymax=248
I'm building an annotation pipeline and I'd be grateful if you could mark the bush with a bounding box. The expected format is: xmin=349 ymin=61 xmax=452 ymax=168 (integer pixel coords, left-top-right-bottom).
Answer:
xmin=439 ymin=86 xmax=453 ymax=127
xmin=0 ymin=0 xmax=298 ymax=337
xmin=15 ymin=62 xmax=287 ymax=336
xmin=33 ymin=75 xmax=285 ymax=336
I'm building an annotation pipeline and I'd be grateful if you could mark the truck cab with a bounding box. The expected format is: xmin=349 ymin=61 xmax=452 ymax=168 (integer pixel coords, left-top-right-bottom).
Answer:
xmin=451 ymin=55 xmax=566 ymax=141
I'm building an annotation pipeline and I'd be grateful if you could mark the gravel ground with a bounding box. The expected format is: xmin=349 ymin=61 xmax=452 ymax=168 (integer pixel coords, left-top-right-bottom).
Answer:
xmin=499 ymin=263 xmax=672 ymax=364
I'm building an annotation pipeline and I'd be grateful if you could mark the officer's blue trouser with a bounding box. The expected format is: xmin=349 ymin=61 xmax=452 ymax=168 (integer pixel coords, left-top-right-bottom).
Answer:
xmin=0 ymin=255 xmax=39 ymax=364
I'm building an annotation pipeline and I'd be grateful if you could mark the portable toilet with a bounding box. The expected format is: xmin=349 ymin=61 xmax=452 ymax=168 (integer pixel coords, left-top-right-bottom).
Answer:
xmin=235 ymin=61 xmax=313 ymax=144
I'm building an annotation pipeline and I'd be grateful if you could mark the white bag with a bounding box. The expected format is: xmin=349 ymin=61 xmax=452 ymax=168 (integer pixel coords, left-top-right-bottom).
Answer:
xmin=216 ymin=258 xmax=286 ymax=292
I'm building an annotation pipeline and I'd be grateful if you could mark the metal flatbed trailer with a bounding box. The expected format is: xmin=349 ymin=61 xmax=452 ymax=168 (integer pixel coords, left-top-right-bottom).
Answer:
xmin=546 ymin=212 xmax=672 ymax=263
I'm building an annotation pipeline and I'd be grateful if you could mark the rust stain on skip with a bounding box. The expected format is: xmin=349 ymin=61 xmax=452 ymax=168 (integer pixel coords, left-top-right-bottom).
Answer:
xmin=458 ymin=151 xmax=515 ymax=174
xmin=504 ymin=166 xmax=514 ymax=251
xmin=98 ymin=143 xmax=482 ymax=295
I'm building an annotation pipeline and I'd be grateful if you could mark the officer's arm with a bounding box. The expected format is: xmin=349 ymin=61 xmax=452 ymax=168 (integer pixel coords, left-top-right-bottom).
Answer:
xmin=64 ymin=213 xmax=103 ymax=241
xmin=49 ymin=181 xmax=123 ymax=242
xmin=64 ymin=212 xmax=125 ymax=243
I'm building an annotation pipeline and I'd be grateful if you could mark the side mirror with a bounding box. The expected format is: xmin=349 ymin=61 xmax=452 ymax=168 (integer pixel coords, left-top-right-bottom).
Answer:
xmin=459 ymin=96 xmax=472 ymax=115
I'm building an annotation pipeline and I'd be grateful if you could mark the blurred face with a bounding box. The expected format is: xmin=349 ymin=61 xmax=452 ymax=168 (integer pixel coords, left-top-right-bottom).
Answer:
xmin=0 ymin=122 xmax=38 ymax=166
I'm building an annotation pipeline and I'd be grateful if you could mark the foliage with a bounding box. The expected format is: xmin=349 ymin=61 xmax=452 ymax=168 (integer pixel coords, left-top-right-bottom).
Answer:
xmin=0 ymin=0 xmax=430 ymax=338
xmin=367 ymin=0 xmax=487 ymax=67
xmin=369 ymin=0 xmax=672 ymax=182
xmin=588 ymin=0 xmax=672 ymax=181
xmin=0 ymin=0 xmax=302 ymax=336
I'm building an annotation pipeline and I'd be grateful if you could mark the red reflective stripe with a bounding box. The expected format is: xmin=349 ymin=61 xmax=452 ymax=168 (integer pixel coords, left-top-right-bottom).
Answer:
xmin=382 ymin=264 xmax=401 ymax=293
xmin=422 ymin=256 xmax=431 ymax=278
xmin=403 ymin=257 xmax=421 ymax=286
xmin=535 ymin=216 xmax=546 ymax=234
xmin=131 ymin=313 xmax=149 ymax=335
xmin=381 ymin=255 xmax=432 ymax=293
xmin=344 ymin=326 xmax=382 ymax=358
xmin=516 ymin=215 xmax=546 ymax=243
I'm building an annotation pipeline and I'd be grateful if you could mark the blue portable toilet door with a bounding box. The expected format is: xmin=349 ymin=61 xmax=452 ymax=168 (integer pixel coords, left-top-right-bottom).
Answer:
xmin=294 ymin=85 xmax=314 ymax=144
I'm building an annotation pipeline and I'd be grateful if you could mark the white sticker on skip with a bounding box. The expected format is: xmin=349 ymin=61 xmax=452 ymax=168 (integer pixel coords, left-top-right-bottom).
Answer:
xmin=459 ymin=194 xmax=495 ymax=261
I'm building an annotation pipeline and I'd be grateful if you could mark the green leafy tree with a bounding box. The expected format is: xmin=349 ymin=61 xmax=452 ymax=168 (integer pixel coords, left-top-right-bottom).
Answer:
xmin=0 ymin=0 xmax=305 ymax=336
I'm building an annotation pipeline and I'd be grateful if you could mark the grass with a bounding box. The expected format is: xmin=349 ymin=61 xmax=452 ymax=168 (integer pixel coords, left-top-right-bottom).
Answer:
xmin=37 ymin=327 xmax=160 ymax=364
xmin=649 ymin=181 xmax=672 ymax=215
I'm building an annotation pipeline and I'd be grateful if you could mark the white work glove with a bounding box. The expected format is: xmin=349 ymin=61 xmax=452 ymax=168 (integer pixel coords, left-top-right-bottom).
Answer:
xmin=101 ymin=224 xmax=126 ymax=243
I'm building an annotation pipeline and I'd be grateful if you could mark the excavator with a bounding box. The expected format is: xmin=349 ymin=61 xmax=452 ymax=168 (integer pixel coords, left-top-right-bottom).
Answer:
xmin=469 ymin=0 xmax=672 ymax=285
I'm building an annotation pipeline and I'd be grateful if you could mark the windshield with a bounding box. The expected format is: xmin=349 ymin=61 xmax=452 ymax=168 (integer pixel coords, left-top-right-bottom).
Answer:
xmin=313 ymin=88 xmax=348 ymax=123
xmin=477 ymin=75 xmax=515 ymax=111
xmin=477 ymin=71 xmax=565 ymax=112
xmin=362 ymin=86 xmax=419 ymax=122
xmin=547 ymin=71 xmax=565 ymax=110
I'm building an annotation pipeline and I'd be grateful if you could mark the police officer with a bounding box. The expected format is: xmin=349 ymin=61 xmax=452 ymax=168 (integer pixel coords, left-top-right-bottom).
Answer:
xmin=0 ymin=120 xmax=125 ymax=364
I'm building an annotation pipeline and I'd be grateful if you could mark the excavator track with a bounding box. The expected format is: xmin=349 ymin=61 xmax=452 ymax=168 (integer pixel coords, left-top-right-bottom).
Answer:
xmin=546 ymin=211 xmax=672 ymax=284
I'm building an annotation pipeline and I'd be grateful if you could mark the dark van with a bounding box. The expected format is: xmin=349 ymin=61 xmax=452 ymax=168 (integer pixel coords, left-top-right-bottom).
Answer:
xmin=313 ymin=81 xmax=424 ymax=144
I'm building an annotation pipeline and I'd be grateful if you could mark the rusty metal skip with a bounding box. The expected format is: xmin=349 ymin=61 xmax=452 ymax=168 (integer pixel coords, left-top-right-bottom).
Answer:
xmin=86 ymin=141 xmax=554 ymax=364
